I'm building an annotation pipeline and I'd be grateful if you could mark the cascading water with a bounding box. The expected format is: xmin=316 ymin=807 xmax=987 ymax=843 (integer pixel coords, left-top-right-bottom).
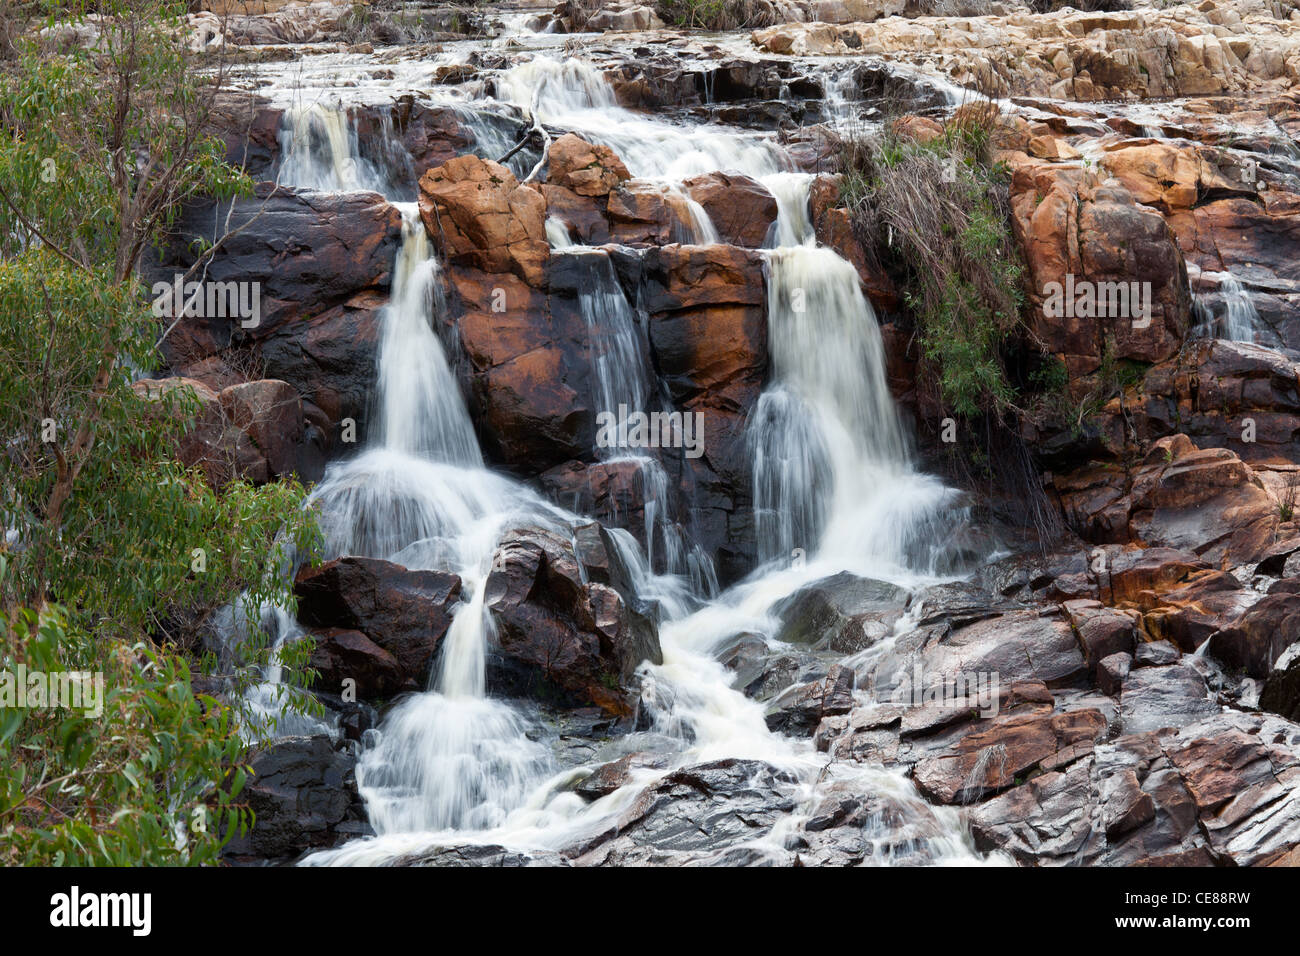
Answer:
xmin=492 ymin=57 xmax=790 ymax=182
xmin=375 ymin=205 xmax=483 ymax=464
xmin=246 ymin=52 xmax=996 ymax=866
xmin=560 ymin=246 xmax=710 ymax=583
xmin=750 ymin=179 xmax=959 ymax=577
xmin=276 ymin=104 xmax=410 ymax=196
xmin=761 ymin=172 xmax=817 ymax=248
xmin=1202 ymin=271 xmax=1260 ymax=343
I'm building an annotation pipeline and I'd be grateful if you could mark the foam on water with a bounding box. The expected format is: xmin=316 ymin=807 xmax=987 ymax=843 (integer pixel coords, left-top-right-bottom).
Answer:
xmin=246 ymin=52 xmax=998 ymax=866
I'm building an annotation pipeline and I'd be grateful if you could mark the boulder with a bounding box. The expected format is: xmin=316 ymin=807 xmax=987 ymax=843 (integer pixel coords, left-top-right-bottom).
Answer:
xmin=1055 ymin=437 xmax=1282 ymax=564
xmin=969 ymin=731 xmax=1212 ymax=866
xmin=418 ymin=155 xmax=549 ymax=287
xmin=133 ymin=376 xmax=311 ymax=487
xmin=1119 ymin=663 xmax=1219 ymax=734
xmin=1163 ymin=712 xmax=1300 ymax=866
xmin=218 ymin=379 xmax=304 ymax=478
xmin=537 ymin=459 xmax=665 ymax=558
xmin=682 ymin=172 xmax=778 ymax=248
xmin=293 ymin=557 xmax=464 ymax=692
xmin=546 ymin=133 xmax=630 ymax=198
xmin=1208 ymin=591 xmax=1300 ymax=678
xmin=484 ymin=525 xmax=661 ymax=713
xmin=1120 ymin=341 xmax=1300 ymax=468
xmin=763 ymin=664 xmax=856 ymax=736
xmin=572 ymin=759 xmax=800 ymax=866
xmin=1098 ymin=143 xmax=1202 ymax=212
xmin=773 ymin=572 xmax=907 ymax=653
xmin=540 ymin=183 xmax=612 ymax=244
xmin=607 ymin=181 xmax=692 ymax=245
xmin=222 ymin=734 xmax=365 ymax=861
xmin=640 ymin=244 xmax=768 ymax=581
xmin=918 ymin=609 xmax=1088 ymax=689
xmin=1062 ymin=600 xmax=1136 ymax=676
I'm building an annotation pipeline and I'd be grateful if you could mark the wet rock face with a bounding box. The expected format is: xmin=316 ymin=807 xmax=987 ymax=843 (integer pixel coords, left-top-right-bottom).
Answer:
xmin=294 ymin=557 xmax=465 ymax=695
xmin=764 ymin=664 xmax=857 ymax=735
xmin=419 ymin=154 xmax=549 ymax=287
xmin=1008 ymin=158 xmax=1191 ymax=375
xmin=1262 ymin=651 xmax=1300 ymax=723
xmin=439 ymin=262 xmax=597 ymax=474
xmin=1054 ymin=435 xmax=1286 ymax=565
xmin=147 ymin=184 xmax=402 ymax=365
xmin=1115 ymin=340 xmax=1300 ymax=468
xmin=913 ymin=708 xmax=1109 ymax=805
xmin=259 ymin=291 xmax=385 ymax=459
xmin=571 ymin=759 xmax=803 ymax=865
xmin=640 ymin=244 xmax=769 ymax=580
xmin=484 ymin=525 xmax=661 ymax=714
xmin=222 ymin=734 xmax=367 ymax=862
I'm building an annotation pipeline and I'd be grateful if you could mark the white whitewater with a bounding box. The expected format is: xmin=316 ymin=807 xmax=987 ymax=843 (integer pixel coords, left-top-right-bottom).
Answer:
xmin=276 ymin=104 xmax=397 ymax=195
xmin=545 ymin=215 xmax=575 ymax=248
xmin=493 ymin=57 xmax=789 ymax=182
xmin=375 ymin=205 xmax=483 ymax=463
xmin=258 ymin=57 xmax=995 ymax=866
xmin=1208 ymin=271 xmax=1260 ymax=343
xmin=752 ymin=181 xmax=958 ymax=577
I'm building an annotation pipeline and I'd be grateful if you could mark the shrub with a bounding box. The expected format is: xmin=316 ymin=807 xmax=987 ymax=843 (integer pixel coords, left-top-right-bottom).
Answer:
xmin=0 ymin=0 xmax=319 ymax=863
xmin=655 ymin=0 xmax=782 ymax=31
xmin=841 ymin=110 xmax=1026 ymax=419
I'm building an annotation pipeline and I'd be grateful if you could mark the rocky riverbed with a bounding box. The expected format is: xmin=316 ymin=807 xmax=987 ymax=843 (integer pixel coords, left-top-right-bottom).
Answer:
xmin=142 ymin=0 xmax=1300 ymax=866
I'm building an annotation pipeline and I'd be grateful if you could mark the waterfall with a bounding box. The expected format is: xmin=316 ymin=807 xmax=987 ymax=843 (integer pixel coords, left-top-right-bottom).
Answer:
xmin=750 ymin=177 xmax=957 ymax=578
xmin=570 ymin=250 xmax=653 ymax=421
xmin=264 ymin=91 xmax=644 ymax=843
xmin=545 ymin=216 xmax=575 ymax=248
xmin=1206 ymin=271 xmax=1260 ymax=343
xmin=279 ymin=54 xmax=991 ymax=866
xmin=375 ymin=205 xmax=483 ymax=464
xmin=562 ymin=247 xmax=709 ymax=582
xmin=760 ymin=171 xmax=817 ymax=248
xmin=276 ymin=104 xmax=409 ymax=196
xmin=296 ymin=198 xmax=567 ymax=837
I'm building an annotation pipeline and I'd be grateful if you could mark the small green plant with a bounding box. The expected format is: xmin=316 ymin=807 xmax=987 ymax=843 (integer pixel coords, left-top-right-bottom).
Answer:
xmin=841 ymin=110 xmax=1026 ymax=420
xmin=655 ymin=0 xmax=779 ymax=30
xmin=1281 ymin=477 xmax=1298 ymax=523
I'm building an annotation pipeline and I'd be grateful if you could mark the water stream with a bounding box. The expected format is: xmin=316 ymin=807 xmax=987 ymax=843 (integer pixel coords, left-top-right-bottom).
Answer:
xmin=257 ymin=54 xmax=990 ymax=866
